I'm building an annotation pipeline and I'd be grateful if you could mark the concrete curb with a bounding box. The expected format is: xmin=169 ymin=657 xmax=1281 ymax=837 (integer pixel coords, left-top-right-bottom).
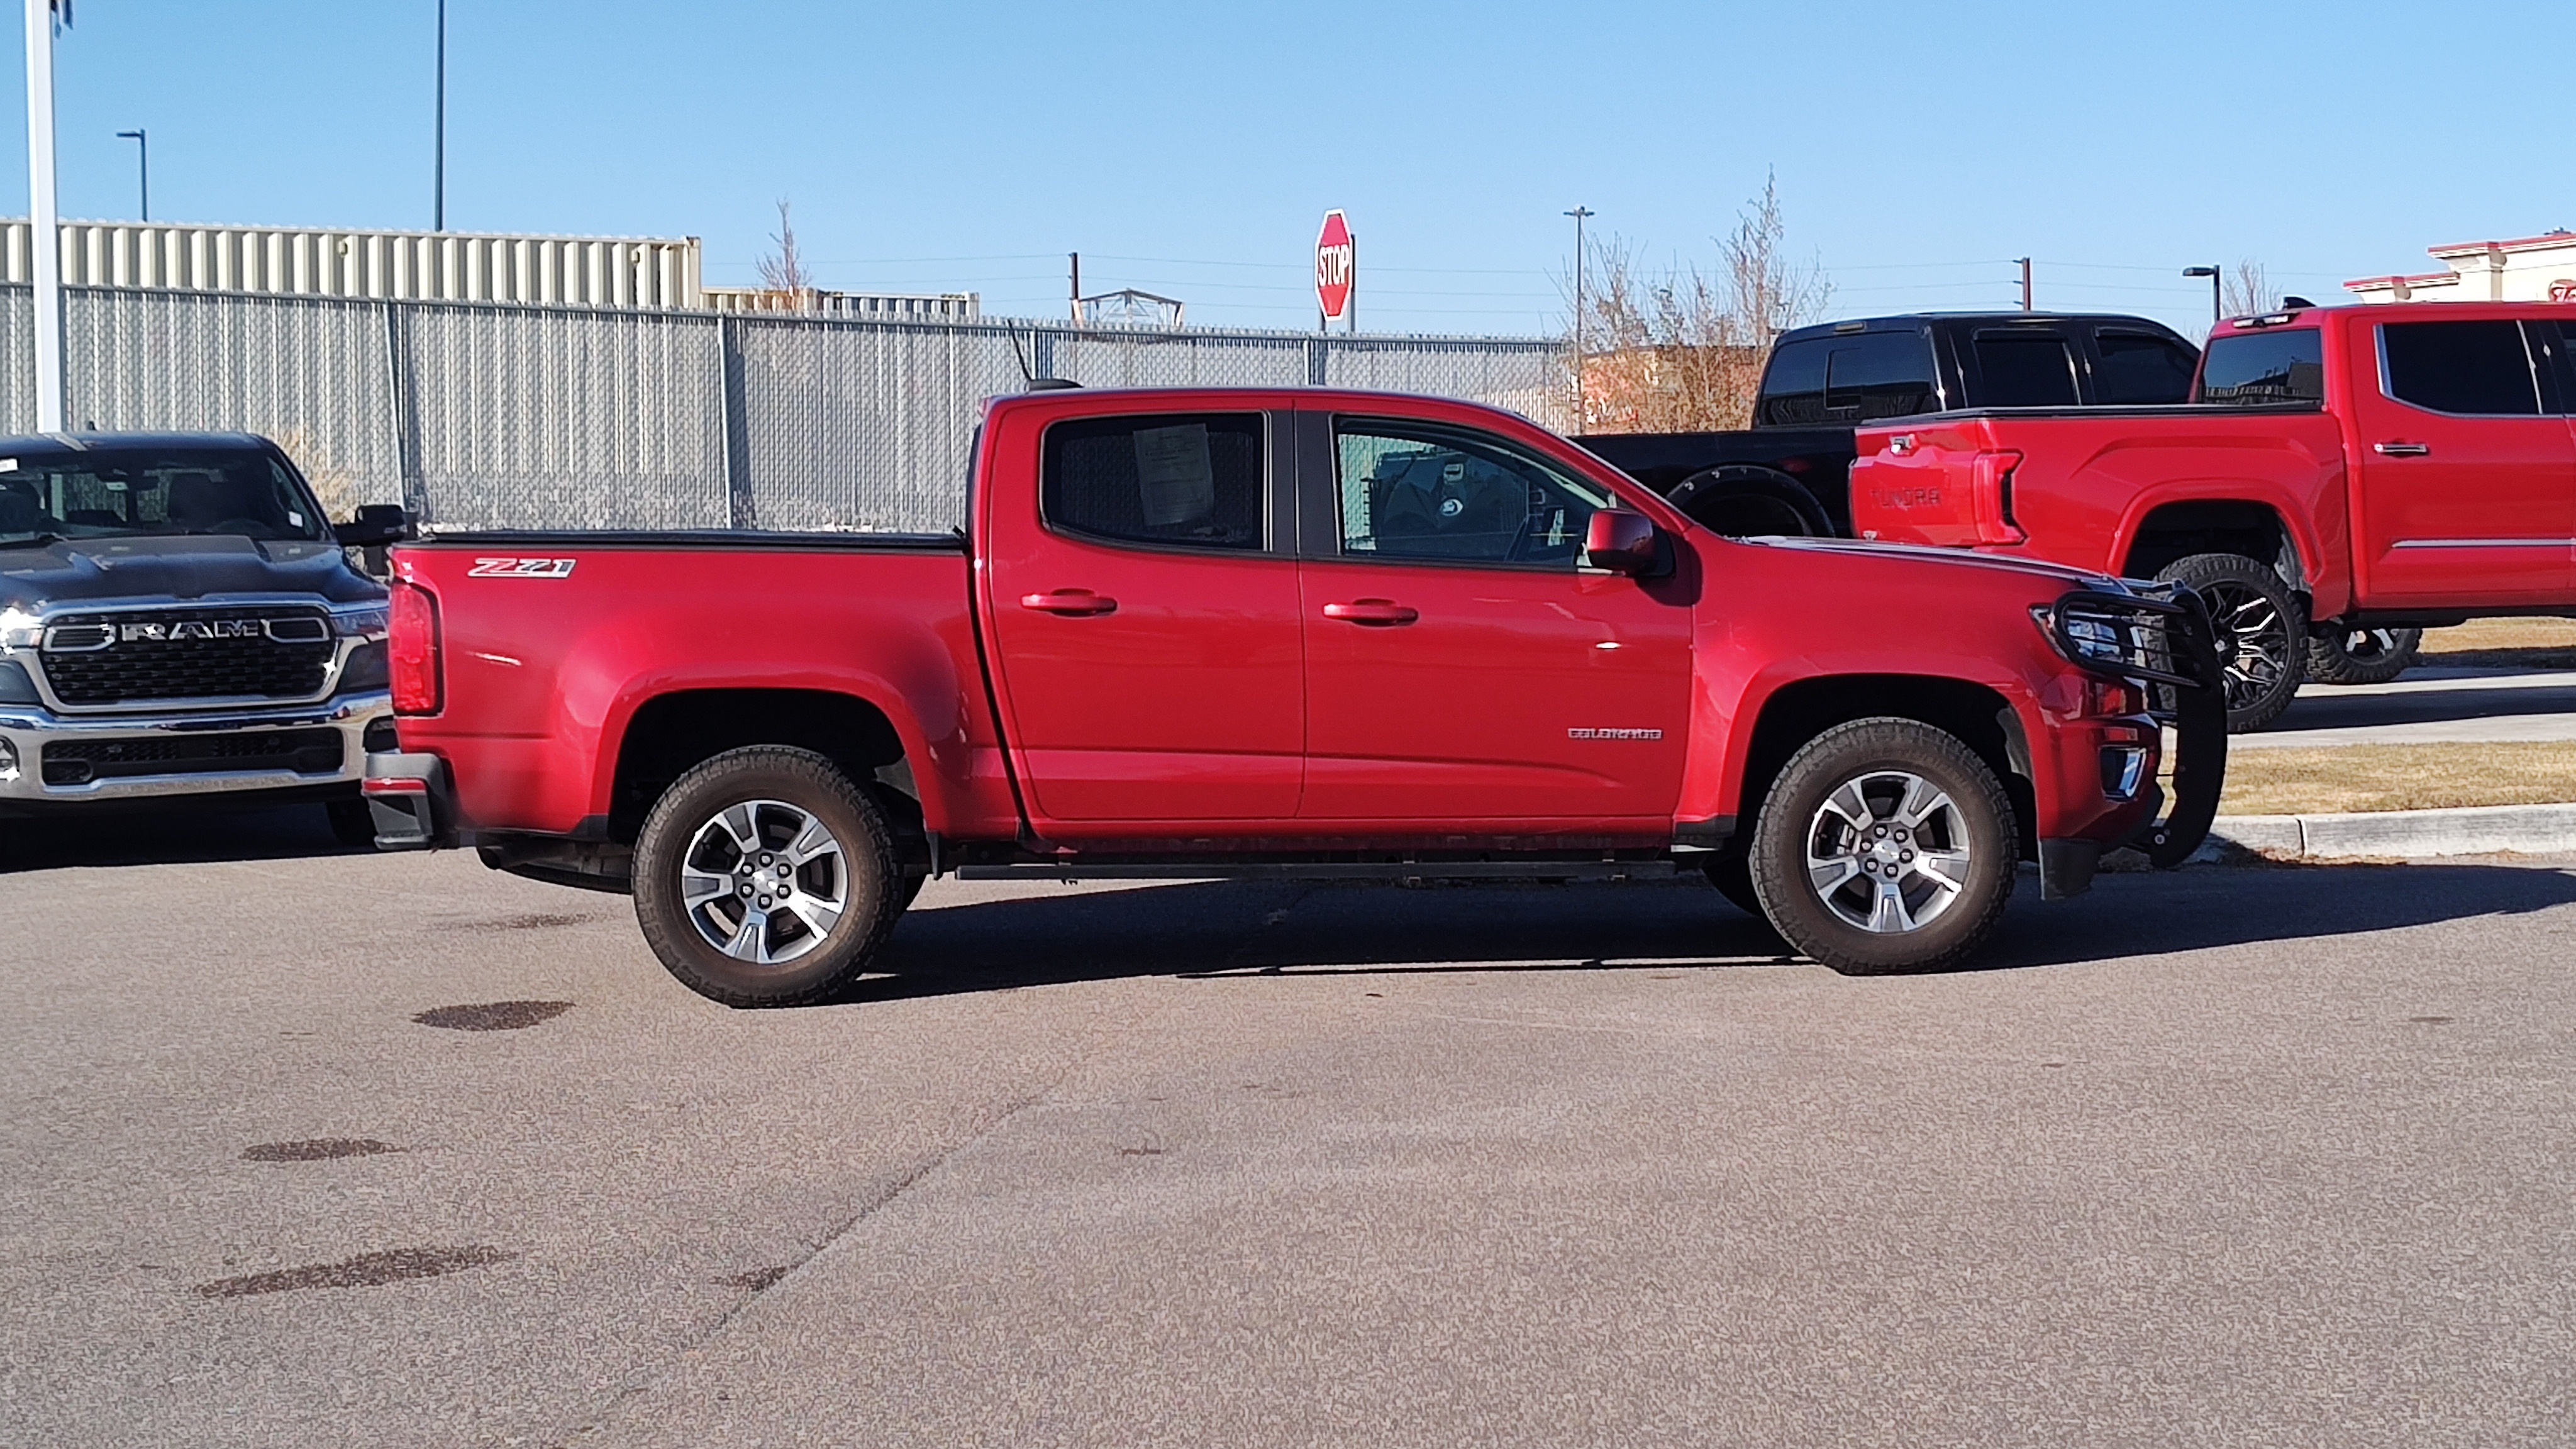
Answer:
xmin=2203 ymin=802 xmax=2576 ymax=860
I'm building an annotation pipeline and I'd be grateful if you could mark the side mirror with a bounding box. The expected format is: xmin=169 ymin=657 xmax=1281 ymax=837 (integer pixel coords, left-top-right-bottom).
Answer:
xmin=335 ymin=504 xmax=413 ymax=548
xmin=1584 ymin=508 xmax=1658 ymax=575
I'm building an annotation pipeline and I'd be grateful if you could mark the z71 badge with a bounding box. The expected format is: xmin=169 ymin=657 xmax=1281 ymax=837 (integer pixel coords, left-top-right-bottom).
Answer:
xmin=467 ymin=557 xmax=577 ymax=579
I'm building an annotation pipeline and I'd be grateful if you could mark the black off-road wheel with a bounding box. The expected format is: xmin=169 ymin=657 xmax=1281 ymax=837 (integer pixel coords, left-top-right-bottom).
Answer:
xmin=632 ymin=747 xmax=902 ymax=1008
xmin=1747 ymin=718 xmax=2018 ymax=977
xmin=2156 ymin=553 xmax=2306 ymax=733
xmin=2305 ymin=625 xmax=2421 ymax=686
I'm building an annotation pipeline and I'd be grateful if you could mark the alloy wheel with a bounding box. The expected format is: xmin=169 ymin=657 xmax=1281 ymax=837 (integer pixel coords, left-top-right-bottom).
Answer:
xmin=2201 ymin=580 xmax=2293 ymax=716
xmin=1802 ymin=769 xmax=1974 ymax=934
xmin=678 ymin=799 xmax=848 ymax=965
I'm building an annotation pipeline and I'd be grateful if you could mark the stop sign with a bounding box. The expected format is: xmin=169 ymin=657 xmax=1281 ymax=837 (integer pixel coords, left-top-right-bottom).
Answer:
xmin=1314 ymin=211 xmax=1353 ymax=322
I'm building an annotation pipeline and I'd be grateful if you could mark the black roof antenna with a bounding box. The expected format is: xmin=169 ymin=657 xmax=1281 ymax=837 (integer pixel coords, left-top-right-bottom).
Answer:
xmin=1006 ymin=329 xmax=1080 ymax=392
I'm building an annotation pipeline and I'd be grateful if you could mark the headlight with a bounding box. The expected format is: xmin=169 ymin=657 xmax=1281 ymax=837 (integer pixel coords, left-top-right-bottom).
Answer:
xmin=2036 ymin=592 xmax=2201 ymax=689
xmin=2062 ymin=613 xmax=2128 ymax=662
xmin=333 ymin=606 xmax=391 ymax=639
xmin=0 ymin=606 xmax=39 ymax=649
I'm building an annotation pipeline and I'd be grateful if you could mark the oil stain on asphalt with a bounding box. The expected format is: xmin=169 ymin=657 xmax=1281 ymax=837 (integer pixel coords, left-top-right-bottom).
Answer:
xmin=242 ymin=1139 xmax=401 ymax=1162
xmin=412 ymin=1001 xmax=574 ymax=1031
xmin=194 ymin=1246 xmax=514 ymax=1299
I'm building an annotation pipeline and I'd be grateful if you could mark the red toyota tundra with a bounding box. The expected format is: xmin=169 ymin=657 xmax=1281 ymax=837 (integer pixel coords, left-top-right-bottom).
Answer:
xmin=367 ymin=387 xmax=2222 ymax=1005
xmin=1849 ymin=300 xmax=2576 ymax=730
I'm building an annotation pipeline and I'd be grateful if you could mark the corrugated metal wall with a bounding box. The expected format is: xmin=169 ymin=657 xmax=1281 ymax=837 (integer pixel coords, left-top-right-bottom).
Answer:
xmin=4 ymin=221 xmax=702 ymax=308
xmin=3 ymin=282 xmax=1570 ymax=533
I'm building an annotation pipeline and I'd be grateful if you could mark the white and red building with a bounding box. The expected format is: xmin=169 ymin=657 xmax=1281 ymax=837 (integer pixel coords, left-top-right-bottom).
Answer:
xmin=2346 ymin=231 xmax=2576 ymax=304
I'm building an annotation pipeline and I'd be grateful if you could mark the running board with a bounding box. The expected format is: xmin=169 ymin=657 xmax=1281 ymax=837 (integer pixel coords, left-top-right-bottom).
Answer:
xmin=953 ymin=860 xmax=1683 ymax=883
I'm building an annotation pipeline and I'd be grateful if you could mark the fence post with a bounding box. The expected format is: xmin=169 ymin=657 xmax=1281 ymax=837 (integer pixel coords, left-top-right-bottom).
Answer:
xmin=719 ymin=313 xmax=755 ymax=530
xmin=384 ymin=301 xmax=428 ymax=523
xmin=1307 ymin=336 xmax=1328 ymax=387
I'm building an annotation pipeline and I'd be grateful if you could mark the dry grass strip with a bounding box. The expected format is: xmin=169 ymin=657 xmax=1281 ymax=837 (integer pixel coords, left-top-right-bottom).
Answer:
xmin=2221 ymin=740 xmax=2576 ymax=816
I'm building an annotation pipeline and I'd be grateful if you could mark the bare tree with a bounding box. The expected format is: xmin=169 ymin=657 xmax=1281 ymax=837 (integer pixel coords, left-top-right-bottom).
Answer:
xmin=2222 ymin=258 xmax=2277 ymax=318
xmin=1570 ymin=170 xmax=1831 ymax=431
xmin=757 ymin=198 xmax=814 ymax=301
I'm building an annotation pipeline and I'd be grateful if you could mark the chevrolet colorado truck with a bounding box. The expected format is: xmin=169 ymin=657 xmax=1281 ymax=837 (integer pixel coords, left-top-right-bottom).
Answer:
xmin=0 ymin=433 xmax=405 ymax=842
xmin=368 ymin=387 xmax=2223 ymax=1006
xmin=1582 ymin=311 xmax=2200 ymax=537
xmin=1848 ymin=300 xmax=2576 ymax=731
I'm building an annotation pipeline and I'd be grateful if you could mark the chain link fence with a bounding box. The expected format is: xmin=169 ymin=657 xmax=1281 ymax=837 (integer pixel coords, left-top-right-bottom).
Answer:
xmin=3 ymin=283 xmax=1568 ymax=534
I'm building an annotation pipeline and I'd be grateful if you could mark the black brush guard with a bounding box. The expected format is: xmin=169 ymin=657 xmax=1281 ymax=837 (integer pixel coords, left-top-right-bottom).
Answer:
xmin=2048 ymin=586 xmax=2228 ymax=868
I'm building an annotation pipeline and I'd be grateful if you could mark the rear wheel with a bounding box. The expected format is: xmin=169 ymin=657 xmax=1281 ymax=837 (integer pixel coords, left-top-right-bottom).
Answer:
xmin=1667 ymin=466 xmax=1833 ymax=538
xmin=1747 ymin=718 xmax=2018 ymax=976
xmin=632 ymin=747 xmax=901 ymax=1008
xmin=2305 ymin=625 xmax=2421 ymax=686
xmin=2156 ymin=552 xmax=2305 ymax=733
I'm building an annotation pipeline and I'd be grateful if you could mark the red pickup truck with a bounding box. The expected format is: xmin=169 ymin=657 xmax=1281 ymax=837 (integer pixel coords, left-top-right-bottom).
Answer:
xmin=366 ymin=387 xmax=2221 ymax=1005
xmin=1849 ymin=301 xmax=2576 ymax=730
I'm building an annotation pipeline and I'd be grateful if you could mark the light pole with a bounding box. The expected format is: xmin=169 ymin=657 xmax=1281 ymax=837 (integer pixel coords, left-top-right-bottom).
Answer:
xmin=433 ymin=0 xmax=447 ymax=230
xmin=116 ymin=128 xmax=147 ymax=221
xmin=2183 ymin=265 xmax=2220 ymax=323
xmin=24 ymin=0 xmax=65 ymax=433
xmin=1565 ymin=205 xmax=1592 ymax=429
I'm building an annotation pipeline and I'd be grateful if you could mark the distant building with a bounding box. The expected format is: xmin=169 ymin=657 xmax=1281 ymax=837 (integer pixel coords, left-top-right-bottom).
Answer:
xmin=2346 ymin=231 xmax=2576 ymax=304
xmin=0 ymin=219 xmax=979 ymax=320
xmin=703 ymin=286 xmax=979 ymax=321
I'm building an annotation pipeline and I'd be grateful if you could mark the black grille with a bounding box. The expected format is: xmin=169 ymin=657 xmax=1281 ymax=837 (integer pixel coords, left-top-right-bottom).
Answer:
xmin=42 ymin=728 xmax=344 ymax=785
xmin=39 ymin=608 xmax=333 ymax=706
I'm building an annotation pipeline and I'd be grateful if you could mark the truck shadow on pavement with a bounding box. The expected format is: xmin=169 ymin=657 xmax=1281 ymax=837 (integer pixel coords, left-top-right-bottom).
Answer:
xmin=853 ymin=862 xmax=2576 ymax=1002
xmin=0 ymin=802 xmax=356 ymax=873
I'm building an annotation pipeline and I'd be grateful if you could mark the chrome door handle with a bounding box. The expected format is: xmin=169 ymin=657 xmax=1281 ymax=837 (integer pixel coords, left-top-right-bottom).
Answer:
xmin=1019 ymin=589 xmax=1118 ymax=616
xmin=1322 ymin=599 xmax=1419 ymax=626
xmin=2373 ymin=441 xmax=2431 ymax=457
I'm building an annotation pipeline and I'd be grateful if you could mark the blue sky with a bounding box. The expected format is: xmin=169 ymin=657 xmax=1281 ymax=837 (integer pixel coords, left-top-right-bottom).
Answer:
xmin=1 ymin=1 xmax=2562 ymax=340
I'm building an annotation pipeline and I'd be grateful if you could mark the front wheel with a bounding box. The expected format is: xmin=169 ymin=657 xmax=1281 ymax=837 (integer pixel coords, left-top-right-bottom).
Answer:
xmin=2305 ymin=625 xmax=2421 ymax=686
xmin=1746 ymin=718 xmax=2018 ymax=976
xmin=2155 ymin=553 xmax=2306 ymax=733
xmin=631 ymin=747 xmax=902 ymax=1008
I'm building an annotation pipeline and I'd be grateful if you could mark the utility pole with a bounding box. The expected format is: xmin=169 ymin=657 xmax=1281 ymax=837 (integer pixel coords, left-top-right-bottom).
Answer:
xmin=1565 ymin=206 xmax=1593 ymax=428
xmin=1069 ymin=252 xmax=1080 ymax=323
xmin=2017 ymin=257 xmax=2033 ymax=312
xmin=25 ymin=0 xmax=65 ymax=433
xmin=433 ymin=0 xmax=447 ymax=230
xmin=116 ymin=128 xmax=147 ymax=221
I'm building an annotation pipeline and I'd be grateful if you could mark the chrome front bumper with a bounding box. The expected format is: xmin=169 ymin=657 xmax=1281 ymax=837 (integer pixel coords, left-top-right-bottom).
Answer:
xmin=0 ymin=692 xmax=392 ymax=806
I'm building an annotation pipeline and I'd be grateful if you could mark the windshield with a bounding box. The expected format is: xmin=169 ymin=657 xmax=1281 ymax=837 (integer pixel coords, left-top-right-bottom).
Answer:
xmin=0 ymin=447 xmax=330 ymax=547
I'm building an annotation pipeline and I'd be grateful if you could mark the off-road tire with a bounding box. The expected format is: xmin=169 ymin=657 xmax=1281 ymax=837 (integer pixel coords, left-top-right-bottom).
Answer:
xmin=2155 ymin=552 xmax=2306 ymax=733
xmin=1747 ymin=718 xmax=2018 ymax=976
xmin=2305 ymin=625 xmax=2421 ymax=687
xmin=632 ymin=746 xmax=901 ymax=1008
xmin=324 ymin=795 xmax=379 ymax=848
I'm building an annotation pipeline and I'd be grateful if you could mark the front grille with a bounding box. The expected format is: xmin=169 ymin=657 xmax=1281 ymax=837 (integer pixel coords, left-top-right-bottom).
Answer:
xmin=41 ymin=727 xmax=344 ymax=786
xmin=39 ymin=608 xmax=333 ymax=706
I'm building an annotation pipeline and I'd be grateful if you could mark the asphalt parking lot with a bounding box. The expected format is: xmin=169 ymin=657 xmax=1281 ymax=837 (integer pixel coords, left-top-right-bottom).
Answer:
xmin=6 ymin=808 xmax=2575 ymax=1448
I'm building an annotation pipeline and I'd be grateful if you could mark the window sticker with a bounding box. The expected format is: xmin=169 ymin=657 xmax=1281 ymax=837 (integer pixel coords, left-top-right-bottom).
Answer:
xmin=1132 ymin=423 xmax=1216 ymax=527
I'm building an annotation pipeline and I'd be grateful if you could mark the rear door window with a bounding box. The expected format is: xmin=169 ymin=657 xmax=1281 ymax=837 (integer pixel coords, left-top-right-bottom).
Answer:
xmin=2380 ymin=321 xmax=2541 ymax=416
xmin=1969 ymin=331 xmax=2080 ymax=407
xmin=2197 ymin=331 xmax=2324 ymax=404
xmin=1821 ymin=332 xmax=1940 ymax=420
xmin=1040 ymin=412 xmax=1269 ymax=550
xmin=2091 ymin=329 xmax=2199 ymax=404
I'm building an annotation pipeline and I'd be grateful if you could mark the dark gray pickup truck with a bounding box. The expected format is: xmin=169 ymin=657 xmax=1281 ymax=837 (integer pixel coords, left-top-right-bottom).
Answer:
xmin=0 ymin=433 xmax=407 ymax=843
xmin=1582 ymin=311 xmax=2202 ymax=537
